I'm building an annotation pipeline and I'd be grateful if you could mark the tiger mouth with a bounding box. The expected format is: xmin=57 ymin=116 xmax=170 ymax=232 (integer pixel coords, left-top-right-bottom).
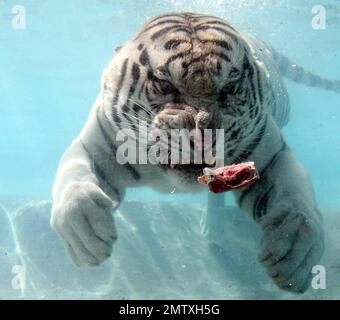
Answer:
xmin=162 ymin=158 xmax=217 ymax=173
xmin=168 ymin=163 xmax=217 ymax=180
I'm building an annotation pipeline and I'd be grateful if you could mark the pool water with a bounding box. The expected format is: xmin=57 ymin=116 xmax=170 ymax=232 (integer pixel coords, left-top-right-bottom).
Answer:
xmin=0 ymin=0 xmax=339 ymax=299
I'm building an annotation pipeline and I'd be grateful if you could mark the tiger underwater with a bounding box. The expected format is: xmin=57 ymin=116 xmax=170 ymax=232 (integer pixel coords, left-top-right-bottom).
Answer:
xmin=51 ymin=12 xmax=340 ymax=293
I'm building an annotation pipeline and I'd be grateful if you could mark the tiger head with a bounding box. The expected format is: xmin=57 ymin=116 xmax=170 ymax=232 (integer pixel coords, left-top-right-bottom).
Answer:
xmin=103 ymin=12 xmax=264 ymax=184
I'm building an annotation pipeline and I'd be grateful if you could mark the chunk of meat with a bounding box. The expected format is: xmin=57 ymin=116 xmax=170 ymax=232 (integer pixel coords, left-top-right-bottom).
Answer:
xmin=198 ymin=161 xmax=259 ymax=193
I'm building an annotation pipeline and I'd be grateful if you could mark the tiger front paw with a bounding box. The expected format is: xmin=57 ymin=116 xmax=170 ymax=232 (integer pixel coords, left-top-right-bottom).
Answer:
xmin=258 ymin=203 xmax=324 ymax=293
xmin=51 ymin=181 xmax=118 ymax=266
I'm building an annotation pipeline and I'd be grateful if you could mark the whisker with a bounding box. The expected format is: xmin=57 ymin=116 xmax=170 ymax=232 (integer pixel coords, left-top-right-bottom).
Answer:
xmin=129 ymin=112 xmax=152 ymax=123
xmin=124 ymin=111 xmax=152 ymax=126
xmin=114 ymin=120 xmax=149 ymax=138
xmin=114 ymin=108 xmax=153 ymax=125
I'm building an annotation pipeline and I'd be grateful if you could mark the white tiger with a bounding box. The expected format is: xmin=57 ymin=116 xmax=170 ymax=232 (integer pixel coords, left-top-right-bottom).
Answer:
xmin=51 ymin=12 xmax=339 ymax=293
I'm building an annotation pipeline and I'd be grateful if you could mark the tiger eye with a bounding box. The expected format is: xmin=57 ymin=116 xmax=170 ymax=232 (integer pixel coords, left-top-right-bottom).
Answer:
xmin=159 ymin=80 xmax=175 ymax=95
xmin=229 ymin=67 xmax=241 ymax=80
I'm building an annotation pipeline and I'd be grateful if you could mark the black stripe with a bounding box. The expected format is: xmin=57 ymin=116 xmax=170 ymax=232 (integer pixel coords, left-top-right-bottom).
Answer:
xmin=226 ymin=147 xmax=237 ymax=158
xmin=126 ymin=63 xmax=141 ymax=103
xmin=147 ymin=69 xmax=155 ymax=81
xmin=218 ymin=82 xmax=237 ymax=102
xmin=121 ymin=104 xmax=135 ymax=129
xmin=112 ymin=59 xmax=128 ymax=106
xmin=253 ymin=185 xmax=274 ymax=220
xmin=151 ymin=26 xmax=192 ymax=41
xmin=196 ymin=20 xmax=237 ymax=32
xmin=138 ymin=80 xmax=147 ymax=100
xmin=155 ymin=66 xmax=169 ymax=76
xmin=132 ymin=103 xmax=140 ymax=113
xmin=259 ymin=141 xmax=287 ymax=177
xmin=181 ymin=67 xmax=189 ymax=79
xmin=237 ymin=186 xmax=252 ymax=208
xmin=122 ymin=104 xmax=130 ymax=113
xmin=193 ymin=25 xmax=238 ymax=41
xmin=145 ymin=85 xmax=152 ymax=102
xmin=230 ymin=127 xmax=241 ymax=140
xmin=215 ymin=61 xmax=222 ymax=75
xmin=242 ymin=56 xmax=257 ymax=108
xmin=189 ymin=14 xmax=224 ymax=20
xmin=164 ymin=39 xmax=190 ymax=50
xmin=139 ymin=49 xmax=150 ymax=66
xmin=113 ymin=109 xmax=122 ymax=129
xmin=131 ymin=63 xmax=140 ymax=83
xmin=256 ymin=67 xmax=263 ymax=104
xmin=132 ymin=103 xmax=141 ymax=126
xmin=233 ymin=115 xmax=268 ymax=163
xmin=96 ymin=109 xmax=141 ymax=181
xmin=190 ymin=51 xmax=230 ymax=64
xmin=225 ymin=121 xmax=237 ymax=134
xmin=237 ymin=141 xmax=286 ymax=207
xmin=164 ymin=50 xmax=192 ymax=70
xmin=80 ymin=139 xmax=121 ymax=203
xmin=199 ymin=39 xmax=232 ymax=50
xmin=249 ymin=103 xmax=257 ymax=120
xmin=143 ymin=19 xmax=185 ymax=33
xmin=253 ymin=111 xmax=263 ymax=127
xmin=253 ymin=105 xmax=260 ymax=119
xmin=146 ymin=13 xmax=186 ymax=25
xmin=229 ymin=67 xmax=240 ymax=78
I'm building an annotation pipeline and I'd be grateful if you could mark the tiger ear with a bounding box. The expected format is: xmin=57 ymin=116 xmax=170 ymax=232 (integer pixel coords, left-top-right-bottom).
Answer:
xmin=115 ymin=46 xmax=122 ymax=53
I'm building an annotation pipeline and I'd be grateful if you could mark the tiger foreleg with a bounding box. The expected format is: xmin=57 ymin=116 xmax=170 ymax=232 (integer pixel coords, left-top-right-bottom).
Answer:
xmin=234 ymin=144 xmax=324 ymax=293
xmin=51 ymin=107 xmax=124 ymax=267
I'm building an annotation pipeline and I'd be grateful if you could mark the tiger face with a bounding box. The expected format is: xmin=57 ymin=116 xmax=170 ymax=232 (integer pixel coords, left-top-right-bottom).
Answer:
xmin=104 ymin=12 xmax=266 ymax=184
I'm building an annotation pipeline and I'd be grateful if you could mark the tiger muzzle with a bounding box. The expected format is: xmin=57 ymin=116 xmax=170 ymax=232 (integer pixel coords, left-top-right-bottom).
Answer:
xmin=151 ymin=104 xmax=219 ymax=169
xmin=154 ymin=104 xmax=215 ymax=131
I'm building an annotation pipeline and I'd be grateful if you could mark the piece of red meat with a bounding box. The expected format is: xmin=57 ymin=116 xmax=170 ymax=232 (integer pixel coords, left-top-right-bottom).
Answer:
xmin=198 ymin=161 xmax=259 ymax=193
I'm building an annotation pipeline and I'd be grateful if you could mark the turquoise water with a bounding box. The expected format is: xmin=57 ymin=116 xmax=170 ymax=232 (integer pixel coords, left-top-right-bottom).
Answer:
xmin=0 ymin=0 xmax=340 ymax=299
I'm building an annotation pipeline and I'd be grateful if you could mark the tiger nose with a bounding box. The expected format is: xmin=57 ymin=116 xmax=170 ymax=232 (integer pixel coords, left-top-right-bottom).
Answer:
xmin=155 ymin=108 xmax=196 ymax=130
